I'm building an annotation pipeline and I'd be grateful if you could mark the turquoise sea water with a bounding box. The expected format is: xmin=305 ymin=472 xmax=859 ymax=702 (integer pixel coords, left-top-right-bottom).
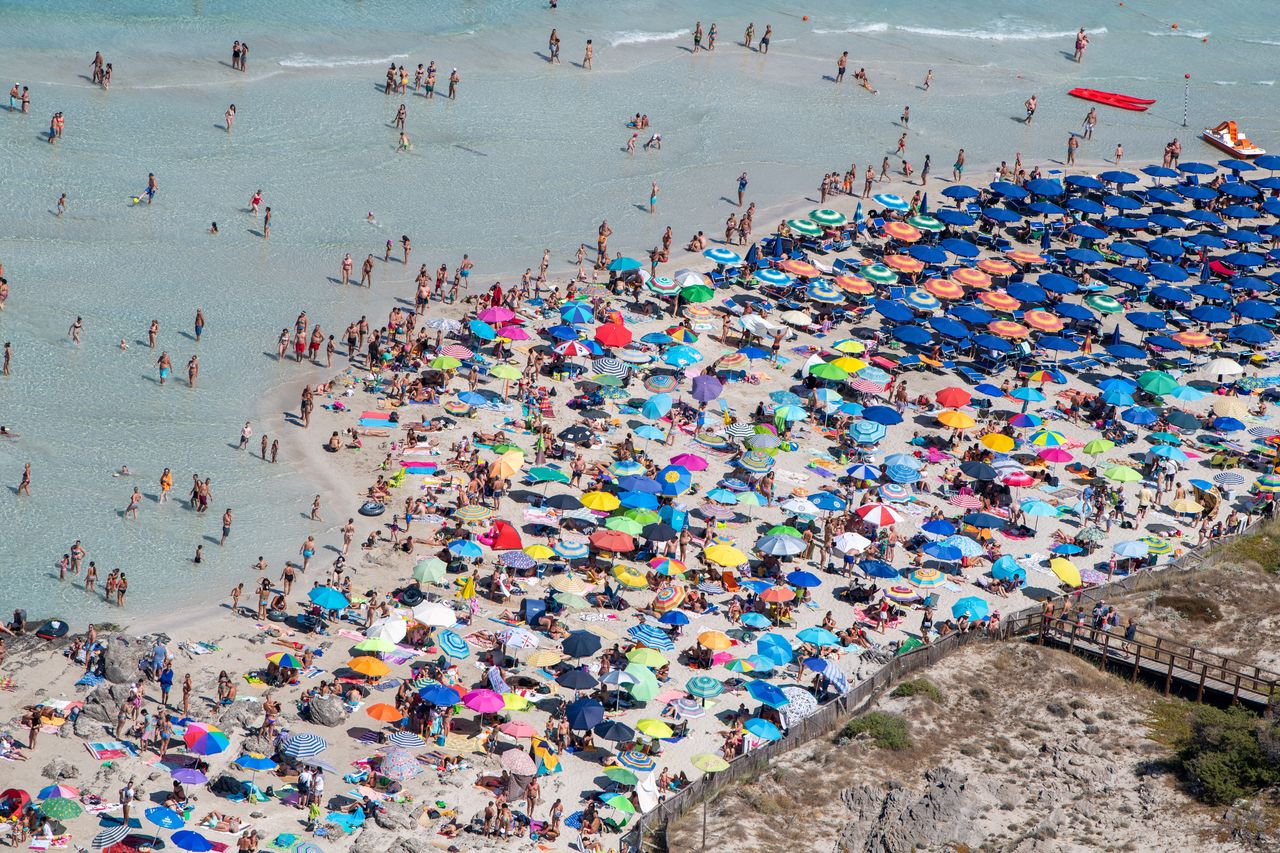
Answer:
xmin=0 ymin=0 xmax=1276 ymax=617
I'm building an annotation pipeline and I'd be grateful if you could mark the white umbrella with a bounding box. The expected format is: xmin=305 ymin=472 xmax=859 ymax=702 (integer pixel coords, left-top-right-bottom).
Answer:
xmin=672 ymin=269 xmax=707 ymax=288
xmin=739 ymin=315 xmax=774 ymax=337
xmin=779 ymin=497 xmax=820 ymax=516
xmin=1203 ymin=357 xmax=1243 ymax=377
xmin=410 ymin=601 xmax=457 ymax=628
xmin=833 ymin=532 xmax=872 ymax=554
xmin=365 ymin=616 xmax=407 ymax=644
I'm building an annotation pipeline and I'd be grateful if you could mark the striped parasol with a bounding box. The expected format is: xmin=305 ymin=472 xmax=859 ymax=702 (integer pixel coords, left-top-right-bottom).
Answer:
xmin=1213 ymin=472 xmax=1245 ymax=486
xmin=1173 ymin=331 xmax=1213 ymax=347
xmin=437 ymin=630 xmax=471 ymax=659
xmin=950 ymin=267 xmax=991 ymax=289
xmin=979 ymin=290 xmax=1021 ymax=312
xmin=455 ymin=504 xmax=492 ymax=524
xmin=443 ymin=399 xmax=472 ymax=416
xmin=281 ymin=732 xmax=328 ymax=760
xmin=779 ymin=259 xmax=821 ymax=277
xmin=389 ymin=731 xmax=427 ymax=749
xmin=1085 ymin=294 xmax=1123 ymax=314
xmin=439 ymin=344 xmax=474 ymax=359
xmin=737 ymin=451 xmax=775 ymax=473
xmin=988 ymin=320 xmax=1030 ymax=338
xmin=754 ymin=267 xmax=794 ymax=287
xmin=859 ymin=263 xmax=899 ymax=284
xmin=647 ymin=275 xmax=680 ymax=294
xmin=726 ymin=422 xmax=756 ymax=439
xmin=1005 ymin=250 xmax=1046 ymax=265
xmin=807 ymin=280 xmax=844 ymax=303
xmin=908 ymin=214 xmax=944 ymax=232
xmin=92 ymin=826 xmax=130 ymax=849
xmin=883 ymin=221 xmax=922 ymax=242
xmin=810 ymin=208 xmax=847 ymax=226
xmin=948 ymin=494 xmax=981 ymax=508
xmin=855 ymin=503 xmax=903 ymax=526
xmin=977 ymin=258 xmax=1017 ymax=276
xmin=833 ymin=274 xmax=875 ymax=294
xmin=884 ymin=585 xmax=921 ymax=603
xmin=904 ymin=289 xmax=940 ymax=311
xmin=923 ymin=278 xmax=965 ymax=300
xmin=628 ymin=624 xmax=675 ymax=651
xmin=617 ymin=750 xmax=657 ymax=771
xmin=786 ymin=218 xmax=824 ymax=238
xmin=884 ymin=254 xmax=924 ymax=273
xmin=1023 ymin=310 xmax=1064 ymax=332
xmin=592 ymin=357 xmax=628 ymax=378
xmin=643 ymin=374 xmax=677 ymax=392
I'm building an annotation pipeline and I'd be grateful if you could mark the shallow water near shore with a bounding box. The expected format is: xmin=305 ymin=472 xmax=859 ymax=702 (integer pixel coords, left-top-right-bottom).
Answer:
xmin=0 ymin=0 xmax=1276 ymax=618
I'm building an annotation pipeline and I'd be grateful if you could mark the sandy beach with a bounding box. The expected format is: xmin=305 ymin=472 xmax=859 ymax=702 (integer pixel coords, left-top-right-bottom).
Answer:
xmin=2 ymin=4 xmax=1280 ymax=853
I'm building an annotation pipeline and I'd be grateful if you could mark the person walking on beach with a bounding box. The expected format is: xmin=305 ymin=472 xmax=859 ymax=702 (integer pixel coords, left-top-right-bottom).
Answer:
xmin=1074 ymin=28 xmax=1090 ymax=63
xmin=549 ymin=29 xmax=561 ymax=63
xmin=1114 ymin=142 xmax=1123 ymax=164
xmin=187 ymin=354 xmax=199 ymax=387
xmin=693 ymin=22 xmax=703 ymax=53
xmin=920 ymin=154 xmax=931 ymax=185
xmin=1082 ymin=107 xmax=1096 ymax=140
xmin=835 ymin=51 xmax=847 ymax=83
xmin=923 ymin=69 xmax=933 ymax=91
xmin=310 ymin=495 xmax=321 ymax=521
xmin=582 ymin=41 xmax=592 ymax=70
xmin=895 ymin=133 xmax=907 ymax=157
xmin=1067 ymin=134 xmax=1078 ymax=165
xmin=239 ymin=421 xmax=252 ymax=450
xmin=220 ymin=508 xmax=232 ymax=545
xmin=743 ymin=22 xmax=755 ymax=49
xmin=448 ymin=68 xmax=459 ymax=98
xmin=341 ymin=253 xmax=353 ymax=285
xmin=17 ymin=462 xmax=31 ymax=496
xmin=68 ymin=316 xmax=83 ymax=343
xmin=195 ymin=308 xmax=205 ymax=342
xmin=1024 ymin=95 xmax=1037 ymax=124
xmin=224 ymin=104 xmax=235 ymax=132
xmin=737 ymin=172 xmax=748 ymax=206
xmin=156 ymin=351 xmax=171 ymax=385
xmin=953 ymin=148 xmax=965 ymax=181
xmin=148 ymin=320 xmax=159 ymax=349
xmin=759 ymin=25 xmax=771 ymax=54
xmin=361 ymin=254 xmax=374 ymax=287
xmin=648 ymin=181 xmax=658 ymax=213
xmin=160 ymin=468 xmax=172 ymax=502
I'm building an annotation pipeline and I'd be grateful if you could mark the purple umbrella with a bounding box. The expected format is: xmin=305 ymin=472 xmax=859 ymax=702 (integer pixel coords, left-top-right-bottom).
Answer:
xmin=171 ymin=768 xmax=208 ymax=785
xmin=691 ymin=375 xmax=723 ymax=402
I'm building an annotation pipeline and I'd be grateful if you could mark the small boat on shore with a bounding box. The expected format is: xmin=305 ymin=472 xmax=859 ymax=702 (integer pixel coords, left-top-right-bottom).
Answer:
xmin=1068 ymin=88 xmax=1155 ymax=111
xmin=1201 ymin=121 xmax=1266 ymax=158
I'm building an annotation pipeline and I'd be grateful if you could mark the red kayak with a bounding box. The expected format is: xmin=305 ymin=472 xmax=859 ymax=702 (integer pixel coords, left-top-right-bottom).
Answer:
xmin=1068 ymin=88 xmax=1156 ymax=111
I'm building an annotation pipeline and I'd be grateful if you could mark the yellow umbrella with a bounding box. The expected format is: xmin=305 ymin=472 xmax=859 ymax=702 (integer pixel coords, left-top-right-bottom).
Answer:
xmin=626 ymin=648 xmax=668 ymax=668
xmin=526 ymin=650 xmax=563 ymax=668
xmin=936 ymin=409 xmax=976 ymax=429
xmin=613 ymin=565 xmax=648 ymax=589
xmin=830 ymin=356 xmax=867 ymax=373
xmin=1169 ymin=497 xmax=1204 ymax=514
xmin=1048 ymin=558 xmax=1082 ymax=588
xmin=503 ymin=692 xmax=533 ymax=711
xmin=980 ymin=433 xmax=1015 ymax=453
xmin=581 ymin=491 xmax=621 ymax=511
xmin=636 ymin=719 xmax=674 ymax=739
xmin=489 ymin=450 xmax=525 ymax=479
xmin=703 ymin=544 xmax=748 ymax=567
xmin=697 ymin=630 xmax=733 ymax=651
xmin=524 ymin=544 xmax=555 ymax=559
xmin=691 ymin=753 xmax=729 ymax=773
xmin=1212 ymin=397 xmax=1249 ymax=418
xmin=550 ymin=575 xmax=589 ymax=594
xmin=346 ymin=657 xmax=391 ymax=677
xmin=832 ymin=339 xmax=866 ymax=354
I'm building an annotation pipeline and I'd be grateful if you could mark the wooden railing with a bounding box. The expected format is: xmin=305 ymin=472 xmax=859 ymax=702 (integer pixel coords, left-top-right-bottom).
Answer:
xmin=626 ymin=520 xmax=1269 ymax=852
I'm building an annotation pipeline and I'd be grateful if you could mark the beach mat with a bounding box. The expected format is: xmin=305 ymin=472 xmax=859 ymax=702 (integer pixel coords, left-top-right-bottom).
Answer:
xmin=358 ymin=418 xmax=395 ymax=428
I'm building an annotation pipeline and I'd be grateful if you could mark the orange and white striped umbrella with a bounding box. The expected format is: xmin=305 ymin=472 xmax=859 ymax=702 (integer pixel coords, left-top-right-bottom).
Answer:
xmin=988 ymin=320 xmax=1030 ymax=338
xmin=1005 ymin=250 xmax=1047 ymax=265
xmin=949 ymin=267 xmax=991 ymax=289
xmin=979 ymin=291 xmax=1021 ymax=312
xmin=882 ymin=221 xmax=922 ymax=242
xmin=923 ymin=278 xmax=966 ymax=300
xmin=977 ymin=258 xmax=1017 ymax=276
xmin=833 ymin=274 xmax=874 ymax=295
xmin=884 ymin=254 xmax=924 ymax=273
xmin=779 ymin=259 xmax=820 ymax=277
xmin=1022 ymin=309 xmax=1064 ymax=332
xmin=1172 ymin=331 xmax=1213 ymax=348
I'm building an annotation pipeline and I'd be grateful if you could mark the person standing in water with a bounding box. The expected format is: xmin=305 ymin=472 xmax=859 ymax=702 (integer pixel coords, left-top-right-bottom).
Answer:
xmin=836 ymin=52 xmax=847 ymax=83
xmin=341 ymin=253 xmax=353 ymax=285
xmin=582 ymin=40 xmax=592 ymax=70
xmin=649 ymin=182 xmax=658 ymax=213
xmin=224 ymin=104 xmax=235 ymax=132
xmin=17 ymin=462 xmax=31 ymax=496
xmin=262 ymin=206 xmax=271 ymax=239
xmin=220 ymin=508 xmax=232 ymax=545
xmin=194 ymin=308 xmax=205 ymax=342
xmin=448 ymin=68 xmax=459 ymax=99
xmin=759 ymin=25 xmax=771 ymax=54
xmin=743 ymin=23 xmax=755 ymax=49
xmin=1073 ymin=28 xmax=1089 ymax=63
xmin=187 ymin=354 xmax=199 ymax=387
xmin=68 ymin=316 xmax=83 ymax=343
xmin=548 ymin=29 xmax=561 ymax=63
xmin=156 ymin=351 xmax=171 ymax=384
xmin=148 ymin=320 xmax=159 ymax=349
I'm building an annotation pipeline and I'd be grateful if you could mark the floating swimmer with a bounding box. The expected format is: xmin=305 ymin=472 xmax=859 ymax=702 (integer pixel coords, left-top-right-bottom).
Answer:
xmin=366 ymin=212 xmax=379 ymax=226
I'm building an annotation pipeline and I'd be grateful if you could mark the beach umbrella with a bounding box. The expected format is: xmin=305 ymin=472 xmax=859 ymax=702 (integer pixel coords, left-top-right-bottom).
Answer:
xmin=39 ymin=798 xmax=82 ymax=821
xmin=744 ymin=718 xmax=783 ymax=741
xmin=92 ymin=826 xmax=130 ymax=849
xmin=1050 ymin=558 xmax=1082 ymax=588
xmin=171 ymin=768 xmax=207 ymax=785
xmin=307 ymin=586 xmax=349 ymax=611
xmin=746 ymin=681 xmax=790 ymax=709
xmin=346 ymin=656 xmax=390 ymax=678
xmin=183 ymin=723 xmax=230 ymax=756
xmin=37 ymin=785 xmax=79 ymax=800
xmin=281 ymin=732 xmax=327 ymax=760
xmin=952 ymin=597 xmax=990 ymax=621
xmin=145 ymin=807 xmax=185 ymax=830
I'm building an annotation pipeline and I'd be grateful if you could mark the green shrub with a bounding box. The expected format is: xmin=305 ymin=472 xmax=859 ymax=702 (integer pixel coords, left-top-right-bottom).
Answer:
xmin=1170 ymin=705 xmax=1280 ymax=805
xmin=838 ymin=712 xmax=911 ymax=751
xmin=891 ymin=678 xmax=944 ymax=703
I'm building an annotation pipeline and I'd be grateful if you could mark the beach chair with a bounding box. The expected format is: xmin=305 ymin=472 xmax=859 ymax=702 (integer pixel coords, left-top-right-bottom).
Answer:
xmin=955 ymin=365 xmax=984 ymax=385
xmin=721 ymin=571 xmax=741 ymax=593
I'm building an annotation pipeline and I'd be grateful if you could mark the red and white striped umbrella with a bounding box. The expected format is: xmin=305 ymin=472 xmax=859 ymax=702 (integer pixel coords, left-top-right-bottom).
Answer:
xmin=439 ymin=344 xmax=474 ymax=359
xmin=849 ymin=378 xmax=889 ymax=394
xmin=854 ymin=503 xmax=903 ymax=527
xmin=948 ymin=494 xmax=981 ymax=508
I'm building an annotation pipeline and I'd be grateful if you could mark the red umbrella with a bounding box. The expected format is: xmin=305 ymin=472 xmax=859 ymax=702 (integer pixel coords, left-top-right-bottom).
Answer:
xmin=590 ymin=530 xmax=636 ymax=552
xmin=935 ymin=387 xmax=972 ymax=408
xmin=594 ymin=323 xmax=632 ymax=347
xmin=759 ymin=586 xmax=795 ymax=603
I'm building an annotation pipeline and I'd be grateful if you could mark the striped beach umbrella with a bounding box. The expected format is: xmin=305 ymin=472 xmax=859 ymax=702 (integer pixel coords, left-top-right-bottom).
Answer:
xmin=860 ymin=263 xmax=899 ymax=284
xmin=810 ymin=208 xmax=847 ymax=226
xmin=1029 ymin=429 xmax=1067 ymax=447
xmin=455 ymin=504 xmax=492 ymax=524
xmin=437 ymin=630 xmax=471 ymax=659
xmin=977 ymin=258 xmax=1017 ymax=276
xmin=950 ymin=267 xmax=991 ymax=288
xmin=439 ymin=344 xmax=474 ymax=359
xmin=807 ymin=280 xmax=844 ymax=303
xmin=389 ymin=731 xmax=427 ymax=749
xmin=903 ymin=289 xmax=940 ymax=311
xmin=183 ymin=723 xmax=230 ymax=756
xmin=908 ymin=214 xmax=944 ymax=232
xmin=92 ymin=825 xmax=130 ymax=849
xmin=281 ymin=732 xmax=328 ymax=760
xmin=923 ymin=278 xmax=965 ymax=300
xmin=873 ymin=193 xmax=910 ymax=211
xmin=754 ymin=267 xmax=793 ymax=287
xmin=979 ymin=291 xmax=1021 ymax=312
xmin=884 ymin=254 xmax=925 ymax=273
xmin=1006 ymin=250 xmax=1046 ymax=265
xmin=1023 ymin=310 xmax=1064 ymax=332
xmin=855 ymin=503 xmax=902 ymax=526
xmin=646 ymin=275 xmax=680 ymax=295
xmin=1173 ymin=331 xmax=1213 ymax=347
xmin=553 ymin=539 xmax=590 ymax=559
xmin=883 ymin=221 xmax=922 ymax=242
xmin=1085 ymin=294 xmax=1123 ymax=314
xmin=833 ymin=274 xmax=875 ymax=294
xmin=592 ymin=357 xmax=628 ymax=378
xmin=779 ymin=259 xmax=821 ymax=278
xmin=703 ymin=247 xmax=741 ymax=265
xmin=988 ymin=320 xmax=1030 ymax=338
xmin=786 ymin=218 xmax=824 ymax=237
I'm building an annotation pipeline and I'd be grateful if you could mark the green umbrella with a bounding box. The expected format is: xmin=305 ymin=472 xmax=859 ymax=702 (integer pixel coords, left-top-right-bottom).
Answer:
xmin=489 ymin=364 xmax=522 ymax=380
xmin=787 ymin=218 xmax=824 ymax=237
xmin=587 ymin=374 xmax=625 ymax=387
xmin=491 ymin=443 xmax=524 ymax=455
xmin=604 ymin=794 xmax=637 ymax=814
xmin=908 ymin=214 xmax=944 ymax=232
xmin=413 ymin=557 xmax=448 ymax=584
xmin=623 ymin=508 xmax=661 ymax=524
xmin=809 ymin=208 xmax=847 ymax=227
xmin=429 ymin=356 xmax=462 ymax=369
xmin=680 ymin=284 xmax=715 ymax=303
xmin=766 ymin=525 xmax=803 ymax=537
xmin=808 ymin=362 xmax=848 ymax=381
xmin=647 ymin=275 xmax=680 ymax=294
xmin=1084 ymin=294 xmax=1122 ymax=314
xmin=1137 ymin=370 xmax=1178 ymax=396
xmin=1081 ymin=439 xmax=1114 ymax=456
xmin=1149 ymin=432 xmax=1181 ymax=445
xmin=686 ymin=675 xmax=725 ymax=698
xmin=624 ymin=663 xmax=660 ymax=702
xmin=604 ymin=766 xmax=640 ymax=786
xmin=1103 ymin=465 xmax=1143 ymax=483
xmin=605 ymin=517 xmax=644 ymax=535
xmin=859 ymin=263 xmax=899 ymax=284
xmin=40 ymin=798 xmax=83 ymax=821
xmin=553 ymin=592 xmax=590 ymax=610
xmin=528 ymin=467 xmax=570 ymax=484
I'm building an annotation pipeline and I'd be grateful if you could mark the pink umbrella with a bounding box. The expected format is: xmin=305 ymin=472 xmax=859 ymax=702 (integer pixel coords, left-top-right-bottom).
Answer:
xmin=854 ymin=503 xmax=903 ymax=526
xmin=439 ymin=344 xmax=474 ymax=359
xmin=497 ymin=325 xmax=530 ymax=341
xmin=462 ymin=689 xmax=505 ymax=714
xmin=1038 ymin=447 xmax=1073 ymax=463
xmin=1002 ymin=471 xmax=1036 ymax=487
xmin=478 ymin=307 xmax=516 ymax=323
xmin=499 ymin=721 xmax=538 ymax=739
xmin=669 ymin=453 xmax=708 ymax=471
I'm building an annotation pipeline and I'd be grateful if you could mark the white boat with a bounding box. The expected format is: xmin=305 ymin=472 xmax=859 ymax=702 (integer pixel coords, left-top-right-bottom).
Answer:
xmin=1201 ymin=120 xmax=1266 ymax=158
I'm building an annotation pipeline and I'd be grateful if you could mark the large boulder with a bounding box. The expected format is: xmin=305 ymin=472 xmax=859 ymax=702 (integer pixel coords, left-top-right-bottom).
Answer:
xmin=101 ymin=636 xmax=140 ymax=684
xmin=351 ymin=831 xmax=433 ymax=853
xmin=373 ymin=801 xmax=417 ymax=832
xmin=41 ymin=758 xmax=80 ymax=781
xmin=81 ymin=683 xmax=132 ymax=724
xmin=836 ymin=767 xmax=993 ymax=853
xmin=307 ymin=695 xmax=348 ymax=727
xmin=217 ymin=700 xmax=263 ymax=731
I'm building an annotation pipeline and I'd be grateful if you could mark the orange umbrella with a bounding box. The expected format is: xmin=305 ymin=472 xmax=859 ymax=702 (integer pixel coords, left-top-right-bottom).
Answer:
xmin=949 ymin=268 xmax=991 ymax=289
xmin=923 ymin=278 xmax=965 ymax=300
xmin=979 ymin=291 xmax=1021 ymax=312
xmin=1172 ymin=331 xmax=1213 ymax=348
xmin=366 ymin=703 xmax=405 ymax=722
xmin=833 ymin=274 xmax=874 ymax=295
xmin=988 ymin=320 xmax=1030 ymax=338
xmin=1005 ymin=250 xmax=1046 ymax=265
xmin=759 ymin=586 xmax=795 ymax=603
xmin=977 ymin=258 xmax=1017 ymax=276
xmin=884 ymin=254 xmax=924 ymax=273
xmin=1023 ymin=309 xmax=1064 ymax=332
xmin=882 ymin=221 xmax=922 ymax=242
xmin=779 ymin=259 xmax=820 ymax=277
xmin=347 ymin=657 xmax=391 ymax=677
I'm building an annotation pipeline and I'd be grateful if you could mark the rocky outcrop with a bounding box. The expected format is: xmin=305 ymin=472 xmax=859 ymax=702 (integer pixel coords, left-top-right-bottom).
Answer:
xmin=372 ymin=801 xmax=418 ymax=831
xmin=81 ymin=683 xmax=132 ymax=724
xmin=217 ymin=699 xmax=263 ymax=731
xmin=836 ymin=768 xmax=992 ymax=853
xmin=101 ymin=636 xmax=140 ymax=684
xmin=350 ymin=830 xmax=434 ymax=853
xmin=41 ymin=758 xmax=80 ymax=780
xmin=307 ymin=694 xmax=348 ymax=727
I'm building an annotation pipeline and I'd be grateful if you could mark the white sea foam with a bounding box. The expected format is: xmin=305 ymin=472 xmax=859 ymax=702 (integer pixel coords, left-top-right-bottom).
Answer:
xmin=607 ymin=29 xmax=689 ymax=48
xmin=1258 ymin=80 xmax=1276 ymax=86
xmin=278 ymin=52 xmax=409 ymax=68
xmin=1213 ymin=80 xmax=1239 ymax=86
xmin=813 ymin=23 xmax=889 ymax=35
xmin=1245 ymin=39 xmax=1280 ymax=46
xmin=1145 ymin=29 xmax=1210 ymax=39
xmin=895 ymin=24 xmax=1105 ymax=41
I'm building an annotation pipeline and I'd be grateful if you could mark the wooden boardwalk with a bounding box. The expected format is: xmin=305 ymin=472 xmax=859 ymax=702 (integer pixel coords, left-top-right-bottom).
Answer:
xmin=1035 ymin=615 xmax=1280 ymax=709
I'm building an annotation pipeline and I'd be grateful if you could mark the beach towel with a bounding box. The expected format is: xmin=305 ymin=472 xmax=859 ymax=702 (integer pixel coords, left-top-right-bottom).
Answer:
xmin=325 ymin=808 xmax=365 ymax=833
xmin=358 ymin=418 xmax=395 ymax=428
xmin=75 ymin=673 xmax=105 ymax=688
xmin=27 ymin=835 xmax=72 ymax=849
xmin=85 ymin=741 xmax=137 ymax=760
